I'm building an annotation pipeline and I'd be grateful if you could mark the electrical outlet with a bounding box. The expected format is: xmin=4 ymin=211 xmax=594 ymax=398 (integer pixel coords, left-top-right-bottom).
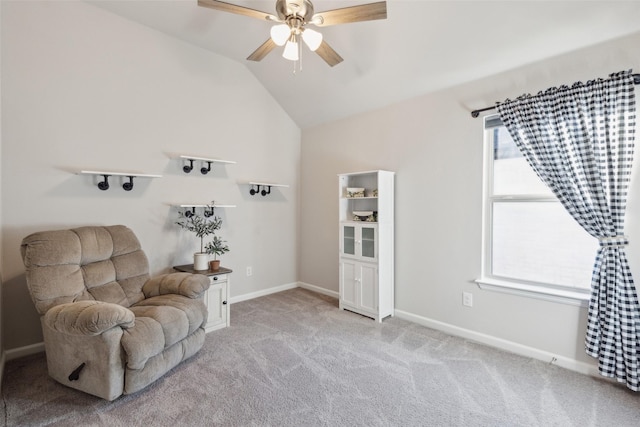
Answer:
xmin=246 ymin=266 xmax=252 ymax=277
xmin=462 ymin=291 xmax=473 ymax=307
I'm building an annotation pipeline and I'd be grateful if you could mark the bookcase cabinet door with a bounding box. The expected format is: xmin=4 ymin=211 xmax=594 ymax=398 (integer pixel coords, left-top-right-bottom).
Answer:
xmin=339 ymin=260 xmax=379 ymax=318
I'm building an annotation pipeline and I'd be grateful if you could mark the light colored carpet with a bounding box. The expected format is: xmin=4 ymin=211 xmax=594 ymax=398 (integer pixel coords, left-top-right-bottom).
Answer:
xmin=2 ymin=288 xmax=639 ymax=426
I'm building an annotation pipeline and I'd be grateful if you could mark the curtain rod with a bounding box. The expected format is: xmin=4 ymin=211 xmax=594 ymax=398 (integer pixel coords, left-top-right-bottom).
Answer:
xmin=470 ymin=73 xmax=640 ymax=118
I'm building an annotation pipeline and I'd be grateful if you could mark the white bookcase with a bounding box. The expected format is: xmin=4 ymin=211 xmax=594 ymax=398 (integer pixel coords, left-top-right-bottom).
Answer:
xmin=338 ymin=170 xmax=394 ymax=322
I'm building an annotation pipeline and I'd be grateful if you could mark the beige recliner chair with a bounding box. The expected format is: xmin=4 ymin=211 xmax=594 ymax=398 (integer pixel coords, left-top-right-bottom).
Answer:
xmin=20 ymin=225 xmax=210 ymax=401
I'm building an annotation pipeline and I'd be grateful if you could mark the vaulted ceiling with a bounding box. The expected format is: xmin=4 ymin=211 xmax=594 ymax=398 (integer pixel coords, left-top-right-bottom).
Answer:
xmin=88 ymin=0 xmax=640 ymax=128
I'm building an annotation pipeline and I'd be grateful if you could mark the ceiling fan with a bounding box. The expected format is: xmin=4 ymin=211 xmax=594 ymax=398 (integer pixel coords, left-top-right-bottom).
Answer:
xmin=197 ymin=0 xmax=387 ymax=67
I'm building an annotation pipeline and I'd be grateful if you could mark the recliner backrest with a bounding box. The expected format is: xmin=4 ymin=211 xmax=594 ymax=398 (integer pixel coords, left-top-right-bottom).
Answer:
xmin=21 ymin=225 xmax=150 ymax=315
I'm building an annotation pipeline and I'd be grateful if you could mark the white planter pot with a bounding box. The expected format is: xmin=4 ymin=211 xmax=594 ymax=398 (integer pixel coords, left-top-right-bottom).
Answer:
xmin=194 ymin=252 xmax=209 ymax=271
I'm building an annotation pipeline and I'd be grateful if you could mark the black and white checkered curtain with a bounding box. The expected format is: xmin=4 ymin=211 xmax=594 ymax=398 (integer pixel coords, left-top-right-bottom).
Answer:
xmin=497 ymin=70 xmax=640 ymax=391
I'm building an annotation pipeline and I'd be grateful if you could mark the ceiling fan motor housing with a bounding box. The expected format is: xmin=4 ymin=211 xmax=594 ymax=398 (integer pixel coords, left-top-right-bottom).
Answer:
xmin=276 ymin=0 xmax=315 ymax=22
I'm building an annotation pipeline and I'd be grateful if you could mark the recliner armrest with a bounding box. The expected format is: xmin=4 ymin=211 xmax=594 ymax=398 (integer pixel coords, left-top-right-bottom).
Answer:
xmin=44 ymin=301 xmax=135 ymax=336
xmin=142 ymin=272 xmax=210 ymax=299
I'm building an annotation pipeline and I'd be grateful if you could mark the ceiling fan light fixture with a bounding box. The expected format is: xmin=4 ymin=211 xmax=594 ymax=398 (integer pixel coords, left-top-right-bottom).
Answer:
xmin=282 ymin=36 xmax=299 ymax=61
xmin=302 ymin=28 xmax=323 ymax=51
xmin=198 ymin=0 xmax=387 ymax=68
xmin=270 ymin=24 xmax=291 ymax=46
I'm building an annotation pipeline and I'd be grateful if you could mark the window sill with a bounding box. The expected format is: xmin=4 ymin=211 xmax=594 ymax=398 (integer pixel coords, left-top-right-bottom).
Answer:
xmin=475 ymin=278 xmax=590 ymax=307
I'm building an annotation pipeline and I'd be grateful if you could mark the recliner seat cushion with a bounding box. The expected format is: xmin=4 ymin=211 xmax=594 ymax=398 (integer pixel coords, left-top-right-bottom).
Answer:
xmin=124 ymin=329 xmax=205 ymax=395
xmin=122 ymin=295 xmax=206 ymax=370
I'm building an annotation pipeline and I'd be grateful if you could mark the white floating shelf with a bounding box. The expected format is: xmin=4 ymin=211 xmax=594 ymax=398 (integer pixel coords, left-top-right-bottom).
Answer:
xmin=78 ymin=170 xmax=163 ymax=178
xmin=77 ymin=170 xmax=162 ymax=191
xmin=247 ymin=181 xmax=289 ymax=188
xmin=178 ymin=155 xmax=236 ymax=164
xmin=175 ymin=154 xmax=236 ymax=175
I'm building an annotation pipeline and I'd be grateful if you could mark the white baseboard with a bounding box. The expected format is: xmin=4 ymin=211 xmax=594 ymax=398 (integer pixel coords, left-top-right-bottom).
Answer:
xmin=394 ymin=308 xmax=600 ymax=377
xmin=4 ymin=283 xmax=305 ymax=362
xmin=5 ymin=342 xmax=45 ymax=361
xmin=228 ymin=282 xmax=299 ymax=304
xmin=2 ymin=283 xmax=599 ymax=382
xmin=293 ymin=283 xmax=599 ymax=378
xmin=298 ymin=281 xmax=339 ymax=299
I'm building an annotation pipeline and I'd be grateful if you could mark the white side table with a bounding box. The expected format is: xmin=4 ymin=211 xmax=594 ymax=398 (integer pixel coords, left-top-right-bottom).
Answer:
xmin=173 ymin=264 xmax=232 ymax=332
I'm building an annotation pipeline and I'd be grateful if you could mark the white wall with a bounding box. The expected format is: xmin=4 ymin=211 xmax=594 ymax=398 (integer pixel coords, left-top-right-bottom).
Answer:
xmin=300 ymin=30 xmax=640 ymax=368
xmin=1 ymin=1 xmax=300 ymax=350
xmin=4 ymin=0 xmax=640 ymax=375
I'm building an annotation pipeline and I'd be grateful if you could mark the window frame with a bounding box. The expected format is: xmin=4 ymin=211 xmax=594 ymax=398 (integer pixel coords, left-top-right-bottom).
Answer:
xmin=476 ymin=115 xmax=591 ymax=307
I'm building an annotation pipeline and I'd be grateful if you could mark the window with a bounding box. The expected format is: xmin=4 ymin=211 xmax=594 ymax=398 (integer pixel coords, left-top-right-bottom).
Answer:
xmin=477 ymin=115 xmax=597 ymax=304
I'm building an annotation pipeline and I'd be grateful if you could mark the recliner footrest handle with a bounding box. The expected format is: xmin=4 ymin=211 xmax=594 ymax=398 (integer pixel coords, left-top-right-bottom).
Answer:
xmin=68 ymin=362 xmax=86 ymax=381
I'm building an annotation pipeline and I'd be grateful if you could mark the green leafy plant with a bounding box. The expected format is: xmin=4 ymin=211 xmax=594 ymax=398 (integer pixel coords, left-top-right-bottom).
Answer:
xmin=175 ymin=211 xmax=222 ymax=253
xmin=204 ymin=235 xmax=230 ymax=260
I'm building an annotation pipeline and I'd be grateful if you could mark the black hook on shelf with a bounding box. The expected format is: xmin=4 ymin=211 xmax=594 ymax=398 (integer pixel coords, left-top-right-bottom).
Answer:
xmin=250 ymin=184 xmax=273 ymax=196
xmin=201 ymin=161 xmax=212 ymax=175
xmin=183 ymin=159 xmax=194 ymax=174
xmin=123 ymin=176 xmax=135 ymax=191
xmin=184 ymin=207 xmax=196 ymax=218
xmin=98 ymin=175 xmax=110 ymax=191
xmin=204 ymin=206 xmax=215 ymax=217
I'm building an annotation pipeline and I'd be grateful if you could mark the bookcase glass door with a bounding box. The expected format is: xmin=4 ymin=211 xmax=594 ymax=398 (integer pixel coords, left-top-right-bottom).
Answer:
xmin=343 ymin=225 xmax=356 ymax=256
xmin=361 ymin=225 xmax=376 ymax=259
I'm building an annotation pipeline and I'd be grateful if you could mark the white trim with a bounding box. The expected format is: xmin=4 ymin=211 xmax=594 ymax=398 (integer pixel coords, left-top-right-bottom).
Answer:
xmin=228 ymin=282 xmax=298 ymax=304
xmin=3 ymin=283 xmax=303 ymax=363
xmin=5 ymin=342 xmax=45 ymax=361
xmin=299 ymin=283 xmax=599 ymax=379
xmin=394 ymin=308 xmax=599 ymax=377
xmin=492 ymin=194 xmax=557 ymax=202
xmin=480 ymin=118 xmax=595 ymax=302
xmin=298 ymin=283 xmax=599 ymax=377
xmin=4 ymin=283 xmax=303 ymax=361
xmin=298 ymin=281 xmax=339 ymax=299
xmin=475 ymin=278 xmax=589 ymax=307
xmin=1 ymin=283 xmax=599 ymax=385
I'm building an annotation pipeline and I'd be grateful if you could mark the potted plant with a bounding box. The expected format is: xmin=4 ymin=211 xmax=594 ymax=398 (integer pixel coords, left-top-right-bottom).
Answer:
xmin=204 ymin=235 xmax=230 ymax=271
xmin=175 ymin=210 xmax=222 ymax=270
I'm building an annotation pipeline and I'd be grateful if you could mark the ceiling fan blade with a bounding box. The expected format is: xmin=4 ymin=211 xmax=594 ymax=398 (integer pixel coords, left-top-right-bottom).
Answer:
xmin=197 ymin=0 xmax=276 ymax=21
xmin=247 ymin=39 xmax=278 ymax=62
xmin=312 ymin=1 xmax=387 ymax=27
xmin=315 ymin=41 xmax=344 ymax=67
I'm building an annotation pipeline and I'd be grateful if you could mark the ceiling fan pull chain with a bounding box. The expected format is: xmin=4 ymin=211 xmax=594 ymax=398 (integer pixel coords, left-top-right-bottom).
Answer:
xmin=299 ymin=36 xmax=303 ymax=72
